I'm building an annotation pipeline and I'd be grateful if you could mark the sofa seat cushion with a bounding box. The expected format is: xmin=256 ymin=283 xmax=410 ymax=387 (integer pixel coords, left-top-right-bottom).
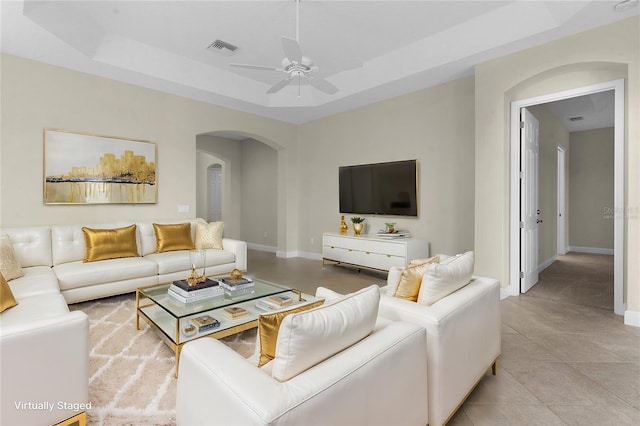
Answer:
xmin=145 ymin=249 xmax=235 ymax=275
xmin=271 ymin=284 xmax=380 ymax=382
xmin=0 ymin=293 xmax=69 ymax=334
xmin=54 ymin=257 xmax=158 ymax=291
xmin=8 ymin=266 xmax=60 ymax=299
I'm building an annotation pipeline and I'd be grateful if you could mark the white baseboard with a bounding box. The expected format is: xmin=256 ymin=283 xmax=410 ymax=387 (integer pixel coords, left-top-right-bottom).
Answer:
xmin=624 ymin=310 xmax=640 ymax=327
xmin=247 ymin=243 xmax=277 ymax=253
xmin=500 ymin=287 xmax=513 ymax=300
xmin=538 ymin=256 xmax=557 ymax=273
xmin=275 ymin=250 xmax=322 ymax=260
xmin=567 ymin=246 xmax=614 ymax=255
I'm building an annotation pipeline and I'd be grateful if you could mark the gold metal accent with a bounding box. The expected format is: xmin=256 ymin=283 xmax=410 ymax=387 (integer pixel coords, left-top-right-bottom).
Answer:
xmin=340 ymin=215 xmax=348 ymax=235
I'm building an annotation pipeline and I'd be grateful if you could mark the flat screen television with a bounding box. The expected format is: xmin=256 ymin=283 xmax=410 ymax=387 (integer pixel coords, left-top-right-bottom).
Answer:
xmin=339 ymin=159 xmax=418 ymax=217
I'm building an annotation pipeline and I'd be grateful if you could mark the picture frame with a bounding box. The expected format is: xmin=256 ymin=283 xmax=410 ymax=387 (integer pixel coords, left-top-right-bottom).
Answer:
xmin=44 ymin=129 xmax=157 ymax=204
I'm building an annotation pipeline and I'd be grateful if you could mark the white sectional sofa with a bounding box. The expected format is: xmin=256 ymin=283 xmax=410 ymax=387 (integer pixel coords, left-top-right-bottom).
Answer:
xmin=2 ymin=218 xmax=247 ymax=303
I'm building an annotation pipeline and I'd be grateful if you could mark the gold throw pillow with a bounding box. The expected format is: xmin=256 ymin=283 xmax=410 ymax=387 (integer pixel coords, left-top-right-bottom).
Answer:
xmin=0 ymin=272 xmax=18 ymax=312
xmin=195 ymin=221 xmax=224 ymax=250
xmin=393 ymin=256 xmax=440 ymax=302
xmin=153 ymin=223 xmax=194 ymax=253
xmin=0 ymin=235 xmax=24 ymax=281
xmin=257 ymin=299 xmax=325 ymax=367
xmin=82 ymin=225 xmax=139 ymax=262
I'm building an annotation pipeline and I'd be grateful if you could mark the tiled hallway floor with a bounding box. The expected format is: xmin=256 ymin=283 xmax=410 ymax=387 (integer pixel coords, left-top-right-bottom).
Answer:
xmin=249 ymin=250 xmax=640 ymax=425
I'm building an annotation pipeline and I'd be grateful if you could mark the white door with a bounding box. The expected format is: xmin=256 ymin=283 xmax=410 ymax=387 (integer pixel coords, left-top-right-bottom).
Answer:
xmin=557 ymin=147 xmax=567 ymax=255
xmin=208 ymin=164 xmax=223 ymax=222
xmin=520 ymin=108 xmax=540 ymax=293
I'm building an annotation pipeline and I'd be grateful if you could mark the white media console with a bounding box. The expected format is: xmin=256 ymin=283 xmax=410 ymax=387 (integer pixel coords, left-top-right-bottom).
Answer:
xmin=322 ymin=232 xmax=429 ymax=272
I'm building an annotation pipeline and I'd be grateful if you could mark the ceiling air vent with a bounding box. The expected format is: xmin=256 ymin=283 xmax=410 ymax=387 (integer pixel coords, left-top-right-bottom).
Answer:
xmin=207 ymin=39 xmax=238 ymax=56
xmin=569 ymin=116 xmax=584 ymax=121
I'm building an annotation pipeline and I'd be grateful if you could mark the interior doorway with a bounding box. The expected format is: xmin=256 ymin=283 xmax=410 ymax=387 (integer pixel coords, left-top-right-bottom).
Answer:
xmin=510 ymin=79 xmax=625 ymax=315
xmin=208 ymin=164 xmax=223 ymax=222
xmin=556 ymin=146 xmax=567 ymax=256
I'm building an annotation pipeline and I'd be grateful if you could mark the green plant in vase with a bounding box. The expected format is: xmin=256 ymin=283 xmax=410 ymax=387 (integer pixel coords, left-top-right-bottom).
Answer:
xmin=351 ymin=217 xmax=365 ymax=236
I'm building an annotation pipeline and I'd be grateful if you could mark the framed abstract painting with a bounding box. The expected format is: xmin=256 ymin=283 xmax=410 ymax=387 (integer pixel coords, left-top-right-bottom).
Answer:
xmin=44 ymin=129 xmax=157 ymax=204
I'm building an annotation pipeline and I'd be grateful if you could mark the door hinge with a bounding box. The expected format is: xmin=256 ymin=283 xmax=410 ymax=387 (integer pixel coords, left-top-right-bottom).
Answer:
xmin=519 ymin=221 xmax=524 ymax=229
xmin=520 ymin=121 xmax=525 ymax=129
xmin=520 ymin=271 xmax=524 ymax=279
xmin=519 ymin=171 xmax=523 ymax=179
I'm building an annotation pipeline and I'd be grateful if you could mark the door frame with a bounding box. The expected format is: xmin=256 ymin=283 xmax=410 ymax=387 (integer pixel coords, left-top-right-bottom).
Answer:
xmin=557 ymin=146 xmax=567 ymax=255
xmin=509 ymin=79 xmax=625 ymax=315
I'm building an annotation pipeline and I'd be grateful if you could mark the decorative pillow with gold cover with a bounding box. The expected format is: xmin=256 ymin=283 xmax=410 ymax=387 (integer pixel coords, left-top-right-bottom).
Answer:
xmin=195 ymin=221 xmax=224 ymax=250
xmin=153 ymin=222 xmax=194 ymax=253
xmin=0 ymin=235 xmax=24 ymax=281
xmin=390 ymin=255 xmax=440 ymax=302
xmin=0 ymin=272 xmax=18 ymax=313
xmin=257 ymin=298 xmax=325 ymax=367
xmin=82 ymin=225 xmax=139 ymax=262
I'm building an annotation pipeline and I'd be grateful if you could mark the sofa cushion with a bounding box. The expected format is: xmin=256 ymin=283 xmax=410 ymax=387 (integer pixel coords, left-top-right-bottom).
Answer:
xmin=153 ymin=223 xmax=194 ymax=253
xmin=271 ymin=284 xmax=380 ymax=382
xmin=0 ymin=293 xmax=69 ymax=333
xmin=0 ymin=235 xmax=24 ymax=281
xmin=390 ymin=256 xmax=440 ymax=302
xmin=1 ymin=227 xmax=52 ymax=267
xmin=195 ymin=221 xmax=224 ymax=250
xmin=82 ymin=225 xmax=139 ymax=262
xmin=54 ymin=257 xmax=158 ymax=290
xmin=1 ymin=272 xmax=18 ymax=313
xmin=257 ymin=299 xmax=325 ymax=367
xmin=417 ymin=251 xmax=474 ymax=306
xmin=8 ymin=266 xmax=60 ymax=299
xmin=144 ymin=249 xmax=235 ymax=275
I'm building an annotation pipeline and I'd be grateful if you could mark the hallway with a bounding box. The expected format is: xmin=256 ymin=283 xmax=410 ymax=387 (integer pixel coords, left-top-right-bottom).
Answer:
xmin=525 ymin=252 xmax=614 ymax=311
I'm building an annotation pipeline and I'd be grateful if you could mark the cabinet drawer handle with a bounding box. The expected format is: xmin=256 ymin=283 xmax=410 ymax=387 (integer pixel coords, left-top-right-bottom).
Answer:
xmin=348 ymin=249 xmax=353 ymax=252
xmin=386 ymin=255 xmax=391 ymax=258
xmin=331 ymin=246 xmax=334 ymax=249
xmin=366 ymin=252 xmax=370 ymax=254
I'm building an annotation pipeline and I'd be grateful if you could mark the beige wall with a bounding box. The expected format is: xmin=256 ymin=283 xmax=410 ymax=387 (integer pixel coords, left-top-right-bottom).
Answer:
xmin=298 ymin=77 xmax=476 ymax=257
xmin=240 ymin=138 xmax=278 ymax=249
xmin=569 ymin=128 xmax=614 ymax=250
xmin=0 ymin=54 xmax=299 ymax=250
xmin=528 ymin=105 xmax=570 ymax=266
xmin=474 ymin=16 xmax=639 ymax=313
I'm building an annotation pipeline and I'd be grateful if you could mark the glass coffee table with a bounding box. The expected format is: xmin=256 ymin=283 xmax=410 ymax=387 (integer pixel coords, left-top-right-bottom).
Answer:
xmin=135 ymin=278 xmax=314 ymax=377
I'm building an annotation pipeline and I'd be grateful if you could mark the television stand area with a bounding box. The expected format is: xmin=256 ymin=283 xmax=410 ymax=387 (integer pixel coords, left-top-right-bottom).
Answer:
xmin=322 ymin=232 xmax=429 ymax=272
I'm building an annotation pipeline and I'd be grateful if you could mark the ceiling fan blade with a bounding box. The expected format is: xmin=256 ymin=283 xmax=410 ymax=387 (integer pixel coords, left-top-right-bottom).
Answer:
xmin=281 ymin=36 xmax=302 ymax=63
xmin=229 ymin=63 xmax=281 ymax=71
xmin=266 ymin=76 xmax=293 ymax=94
xmin=309 ymin=77 xmax=338 ymax=95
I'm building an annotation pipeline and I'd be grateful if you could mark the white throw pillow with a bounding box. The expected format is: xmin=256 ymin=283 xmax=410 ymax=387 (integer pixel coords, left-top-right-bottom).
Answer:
xmin=195 ymin=221 xmax=224 ymax=250
xmin=417 ymin=251 xmax=474 ymax=306
xmin=0 ymin=235 xmax=24 ymax=281
xmin=271 ymin=284 xmax=380 ymax=382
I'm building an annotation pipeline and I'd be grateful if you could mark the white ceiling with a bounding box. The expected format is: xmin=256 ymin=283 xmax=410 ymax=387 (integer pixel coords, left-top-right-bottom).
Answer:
xmin=1 ymin=1 xmax=638 ymax=124
xmin=545 ymin=91 xmax=615 ymax=132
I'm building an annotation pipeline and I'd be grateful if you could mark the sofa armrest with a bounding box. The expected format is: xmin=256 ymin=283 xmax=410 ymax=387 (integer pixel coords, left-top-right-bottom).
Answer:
xmin=222 ymin=238 xmax=247 ymax=271
xmin=378 ymin=276 xmax=501 ymax=426
xmin=0 ymin=311 xmax=89 ymax=426
xmin=177 ymin=321 xmax=427 ymax=426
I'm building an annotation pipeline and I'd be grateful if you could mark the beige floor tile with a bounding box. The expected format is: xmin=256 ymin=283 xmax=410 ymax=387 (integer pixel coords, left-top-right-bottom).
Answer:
xmin=569 ymin=362 xmax=640 ymax=409
xmin=506 ymin=360 xmax=630 ymax=407
xmin=524 ymin=333 xmax=624 ymax=362
xmin=462 ymin=404 xmax=566 ymax=426
xmin=499 ymin=333 xmax=562 ymax=371
xmin=464 ymin=369 xmax=541 ymax=405
xmin=549 ymin=404 xmax=640 ymax=426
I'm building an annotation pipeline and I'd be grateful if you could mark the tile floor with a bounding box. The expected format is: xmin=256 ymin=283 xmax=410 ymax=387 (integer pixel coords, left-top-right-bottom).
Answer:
xmin=248 ymin=250 xmax=640 ymax=425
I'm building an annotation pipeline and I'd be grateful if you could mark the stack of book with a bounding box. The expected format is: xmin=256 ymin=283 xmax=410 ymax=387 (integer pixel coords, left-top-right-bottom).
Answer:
xmin=168 ymin=278 xmax=223 ymax=304
xmin=255 ymin=294 xmax=293 ymax=311
xmin=222 ymin=306 xmax=249 ymax=320
xmin=190 ymin=315 xmax=220 ymax=332
xmin=219 ymin=277 xmax=254 ymax=298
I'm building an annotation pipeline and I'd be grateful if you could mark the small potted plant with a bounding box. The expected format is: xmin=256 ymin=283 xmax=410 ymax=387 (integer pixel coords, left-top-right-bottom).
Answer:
xmin=351 ymin=216 xmax=365 ymax=236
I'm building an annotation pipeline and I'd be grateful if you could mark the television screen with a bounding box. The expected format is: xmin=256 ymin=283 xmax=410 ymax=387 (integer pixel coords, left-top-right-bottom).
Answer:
xmin=339 ymin=160 xmax=417 ymax=216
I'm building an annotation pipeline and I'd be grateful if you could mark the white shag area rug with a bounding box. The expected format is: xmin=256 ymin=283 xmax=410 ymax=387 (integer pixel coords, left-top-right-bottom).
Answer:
xmin=70 ymin=294 xmax=257 ymax=426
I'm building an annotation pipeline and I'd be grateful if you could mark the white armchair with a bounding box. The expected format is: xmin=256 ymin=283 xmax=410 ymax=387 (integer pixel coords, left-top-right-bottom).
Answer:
xmin=379 ymin=264 xmax=501 ymax=426
xmin=176 ymin=286 xmax=428 ymax=426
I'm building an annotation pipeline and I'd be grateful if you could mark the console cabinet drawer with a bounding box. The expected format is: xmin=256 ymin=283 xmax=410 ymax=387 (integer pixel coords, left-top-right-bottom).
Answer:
xmin=322 ymin=233 xmax=428 ymax=272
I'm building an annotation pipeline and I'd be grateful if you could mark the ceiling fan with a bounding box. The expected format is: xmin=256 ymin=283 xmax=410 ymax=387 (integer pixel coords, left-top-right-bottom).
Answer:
xmin=229 ymin=0 xmax=338 ymax=96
